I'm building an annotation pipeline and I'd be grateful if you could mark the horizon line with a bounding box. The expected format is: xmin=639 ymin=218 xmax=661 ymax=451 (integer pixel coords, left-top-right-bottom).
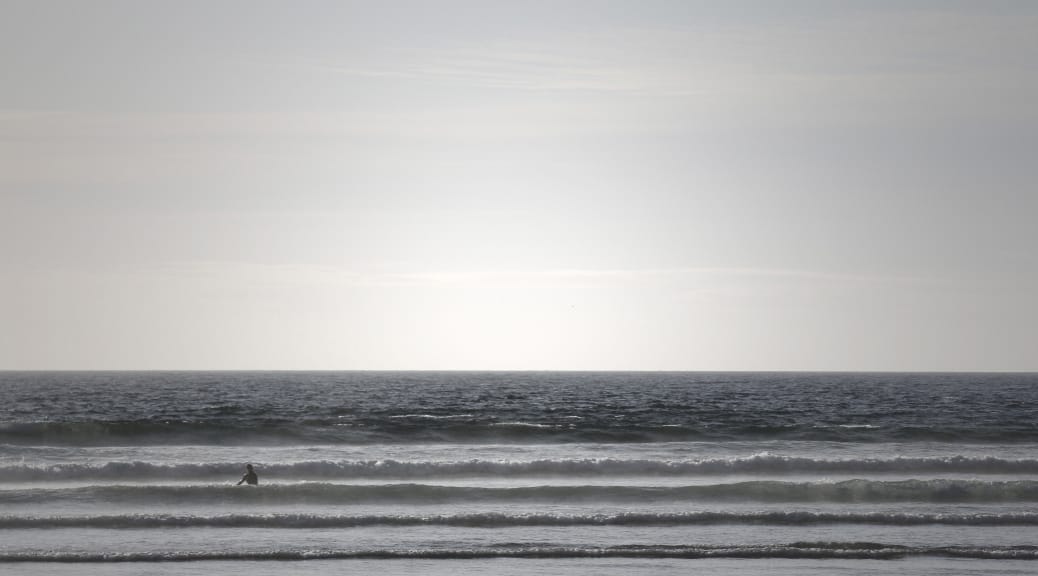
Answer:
xmin=2 ymin=368 xmax=1035 ymax=374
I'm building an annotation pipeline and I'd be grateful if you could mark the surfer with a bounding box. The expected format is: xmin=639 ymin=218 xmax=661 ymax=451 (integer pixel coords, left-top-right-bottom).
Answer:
xmin=236 ymin=463 xmax=258 ymax=486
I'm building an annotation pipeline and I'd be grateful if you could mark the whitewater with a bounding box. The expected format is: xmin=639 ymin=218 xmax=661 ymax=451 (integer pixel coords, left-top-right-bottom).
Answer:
xmin=1 ymin=371 xmax=1037 ymax=575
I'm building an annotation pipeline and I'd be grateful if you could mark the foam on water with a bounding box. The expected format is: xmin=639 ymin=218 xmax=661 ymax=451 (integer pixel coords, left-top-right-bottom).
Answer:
xmin=4 ymin=542 xmax=1038 ymax=562
xmin=7 ymin=510 xmax=1038 ymax=529
xmin=6 ymin=454 xmax=1038 ymax=482
xmin=2 ymin=371 xmax=1037 ymax=574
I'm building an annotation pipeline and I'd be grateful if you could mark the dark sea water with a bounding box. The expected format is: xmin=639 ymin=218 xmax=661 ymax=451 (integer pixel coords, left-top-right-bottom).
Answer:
xmin=1 ymin=371 xmax=1037 ymax=575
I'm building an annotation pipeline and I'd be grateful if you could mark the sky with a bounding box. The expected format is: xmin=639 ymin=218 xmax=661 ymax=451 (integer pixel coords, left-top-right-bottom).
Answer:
xmin=1 ymin=0 xmax=1035 ymax=371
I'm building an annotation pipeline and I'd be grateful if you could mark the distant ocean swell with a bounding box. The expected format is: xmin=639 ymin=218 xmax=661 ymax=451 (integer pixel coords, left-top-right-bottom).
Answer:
xmin=6 ymin=455 xmax=1038 ymax=481
xmin=6 ymin=511 xmax=1038 ymax=529
xmin=3 ymin=543 xmax=1037 ymax=562
xmin=3 ymin=420 xmax=1035 ymax=445
xmin=6 ymin=479 xmax=1038 ymax=504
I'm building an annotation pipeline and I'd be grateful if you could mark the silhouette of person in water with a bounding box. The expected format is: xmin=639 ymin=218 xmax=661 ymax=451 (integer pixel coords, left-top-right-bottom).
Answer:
xmin=236 ymin=463 xmax=258 ymax=486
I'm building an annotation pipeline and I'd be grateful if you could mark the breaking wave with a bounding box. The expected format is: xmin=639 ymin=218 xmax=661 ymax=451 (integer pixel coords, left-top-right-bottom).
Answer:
xmin=5 ymin=479 xmax=1038 ymax=505
xmin=3 ymin=419 xmax=1036 ymax=446
xmin=2 ymin=543 xmax=1037 ymax=562
xmin=4 ymin=455 xmax=1037 ymax=482
xmin=5 ymin=511 xmax=1038 ymax=529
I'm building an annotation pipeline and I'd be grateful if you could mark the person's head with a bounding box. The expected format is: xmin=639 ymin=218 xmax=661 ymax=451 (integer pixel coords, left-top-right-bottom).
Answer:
xmin=246 ymin=464 xmax=254 ymax=470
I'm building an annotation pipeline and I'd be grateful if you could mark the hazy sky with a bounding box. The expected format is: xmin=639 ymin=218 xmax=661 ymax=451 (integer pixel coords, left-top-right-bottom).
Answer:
xmin=2 ymin=0 xmax=1035 ymax=370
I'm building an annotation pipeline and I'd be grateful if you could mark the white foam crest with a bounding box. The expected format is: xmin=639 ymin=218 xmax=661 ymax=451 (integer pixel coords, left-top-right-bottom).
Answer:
xmin=5 ymin=510 xmax=1038 ymax=529
xmin=4 ymin=454 xmax=1038 ymax=482
xmin=2 ymin=543 xmax=1037 ymax=562
xmin=4 ymin=479 xmax=1038 ymax=505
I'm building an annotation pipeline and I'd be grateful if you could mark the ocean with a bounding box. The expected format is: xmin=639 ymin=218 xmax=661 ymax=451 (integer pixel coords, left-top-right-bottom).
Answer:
xmin=1 ymin=371 xmax=1036 ymax=575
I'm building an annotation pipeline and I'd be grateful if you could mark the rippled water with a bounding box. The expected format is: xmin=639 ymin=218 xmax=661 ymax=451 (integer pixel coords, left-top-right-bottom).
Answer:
xmin=2 ymin=371 xmax=1036 ymax=574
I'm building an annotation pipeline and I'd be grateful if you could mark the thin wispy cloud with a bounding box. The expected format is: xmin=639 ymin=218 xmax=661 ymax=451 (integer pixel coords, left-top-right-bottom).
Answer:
xmin=322 ymin=50 xmax=687 ymax=95
xmin=2 ymin=1 xmax=1034 ymax=369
